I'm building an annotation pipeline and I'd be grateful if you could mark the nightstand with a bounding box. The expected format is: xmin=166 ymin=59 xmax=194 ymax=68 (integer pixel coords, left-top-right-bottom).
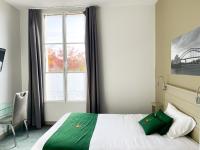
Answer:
xmin=152 ymin=102 xmax=162 ymax=113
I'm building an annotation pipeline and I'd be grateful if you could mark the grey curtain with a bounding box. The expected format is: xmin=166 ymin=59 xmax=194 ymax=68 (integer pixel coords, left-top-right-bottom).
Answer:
xmin=85 ymin=6 xmax=101 ymax=113
xmin=28 ymin=9 xmax=44 ymax=128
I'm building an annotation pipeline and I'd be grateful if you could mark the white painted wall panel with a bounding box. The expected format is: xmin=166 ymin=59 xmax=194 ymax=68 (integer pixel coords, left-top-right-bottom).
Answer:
xmin=98 ymin=5 xmax=155 ymax=113
xmin=0 ymin=0 xmax=21 ymax=135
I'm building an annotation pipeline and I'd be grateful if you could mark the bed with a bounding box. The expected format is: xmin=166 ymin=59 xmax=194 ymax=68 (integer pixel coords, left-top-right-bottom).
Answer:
xmin=32 ymin=84 xmax=200 ymax=150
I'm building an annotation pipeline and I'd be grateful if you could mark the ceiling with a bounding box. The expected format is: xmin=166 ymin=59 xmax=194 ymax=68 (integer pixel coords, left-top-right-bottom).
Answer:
xmin=5 ymin=0 xmax=157 ymax=9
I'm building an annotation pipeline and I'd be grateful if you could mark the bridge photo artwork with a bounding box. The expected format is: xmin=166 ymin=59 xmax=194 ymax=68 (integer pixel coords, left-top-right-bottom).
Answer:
xmin=171 ymin=27 xmax=200 ymax=76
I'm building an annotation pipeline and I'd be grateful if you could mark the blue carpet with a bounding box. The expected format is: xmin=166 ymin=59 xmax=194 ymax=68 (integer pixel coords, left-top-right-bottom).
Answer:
xmin=0 ymin=126 xmax=50 ymax=150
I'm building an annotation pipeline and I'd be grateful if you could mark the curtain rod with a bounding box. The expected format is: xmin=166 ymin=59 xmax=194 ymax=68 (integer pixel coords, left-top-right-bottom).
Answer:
xmin=29 ymin=5 xmax=86 ymax=10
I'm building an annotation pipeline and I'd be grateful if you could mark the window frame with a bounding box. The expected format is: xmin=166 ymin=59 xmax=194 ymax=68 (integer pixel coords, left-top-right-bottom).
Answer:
xmin=42 ymin=10 xmax=87 ymax=103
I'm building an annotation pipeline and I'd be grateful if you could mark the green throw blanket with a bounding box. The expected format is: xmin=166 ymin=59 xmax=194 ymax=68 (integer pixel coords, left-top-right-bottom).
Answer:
xmin=43 ymin=113 xmax=98 ymax=150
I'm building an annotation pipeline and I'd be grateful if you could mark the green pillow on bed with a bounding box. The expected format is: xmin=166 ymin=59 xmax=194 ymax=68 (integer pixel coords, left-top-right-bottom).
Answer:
xmin=139 ymin=110 xmax=174 ymax=136
xmin=155 ymin=110 xmax=173 ymax=135
xmin=139 ymin=113 xmax=165 ymax=135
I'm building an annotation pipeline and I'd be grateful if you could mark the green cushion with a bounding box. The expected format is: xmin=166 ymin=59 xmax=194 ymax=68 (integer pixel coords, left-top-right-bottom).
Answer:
xmin=155 ymin=110 xmax=173 ymax=135
xmin=139 ymin=113 xmax=165 ymax=135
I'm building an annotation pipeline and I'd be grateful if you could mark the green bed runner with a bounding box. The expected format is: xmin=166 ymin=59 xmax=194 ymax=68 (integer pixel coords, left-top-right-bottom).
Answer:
xmin=43 ymin=113 xmax=98 ymax=150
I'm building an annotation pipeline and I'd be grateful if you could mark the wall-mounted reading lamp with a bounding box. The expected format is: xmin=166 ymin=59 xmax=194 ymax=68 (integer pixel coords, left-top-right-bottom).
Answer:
xmin=196 ymin=86 xmax=200 ymax=104
xmin=158 ymin=76 xmax=167 ymax=91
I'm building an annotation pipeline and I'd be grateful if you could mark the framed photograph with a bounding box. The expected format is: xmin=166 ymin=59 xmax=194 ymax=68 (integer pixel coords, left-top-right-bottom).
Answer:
xmin=171 ymin=27 xmax=200 ymax=76
xmin=0 ymin=48 xmax=6 ymax=72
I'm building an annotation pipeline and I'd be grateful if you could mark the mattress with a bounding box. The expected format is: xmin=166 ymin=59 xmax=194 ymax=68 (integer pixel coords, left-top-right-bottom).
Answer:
xmin=32 ymin=113 xmax=199 ymax=150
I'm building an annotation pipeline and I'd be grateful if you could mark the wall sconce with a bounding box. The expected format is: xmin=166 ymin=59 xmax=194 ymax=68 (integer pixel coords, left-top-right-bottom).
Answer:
xmin=158 ymin=76 xmax=167 ymax=91
xmin=196 ymin=86 xmax=200 ymax=104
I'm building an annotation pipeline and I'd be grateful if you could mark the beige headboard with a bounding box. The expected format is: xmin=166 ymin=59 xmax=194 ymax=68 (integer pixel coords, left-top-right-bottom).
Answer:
xmin=164 ymin=84 xmax=200 ymax=143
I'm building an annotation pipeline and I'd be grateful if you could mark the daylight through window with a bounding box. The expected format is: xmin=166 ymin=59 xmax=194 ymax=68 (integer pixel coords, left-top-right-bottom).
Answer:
xmin=44 ymin=13 xmax=87 ymax=102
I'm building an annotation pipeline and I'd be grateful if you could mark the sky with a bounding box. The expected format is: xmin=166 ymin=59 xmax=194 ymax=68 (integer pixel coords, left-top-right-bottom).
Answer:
xmin=45 ymin=14 xmax=85 ymax=43
xmin=171 ymin=26 xmax=200 ymax=60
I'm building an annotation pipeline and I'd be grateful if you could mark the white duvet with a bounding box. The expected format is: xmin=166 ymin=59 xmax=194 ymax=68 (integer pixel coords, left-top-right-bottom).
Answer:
xmin=32 ymin=113 xmax=199 ymax=150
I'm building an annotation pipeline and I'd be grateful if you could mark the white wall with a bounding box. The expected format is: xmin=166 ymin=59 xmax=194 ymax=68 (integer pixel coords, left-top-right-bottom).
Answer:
xmin=98 ymin=4 xmax=155 ymax=114
xmin=20 ymin=9 xmax=29 ymax=91
xmin=0 ymin=0 xmax=21 ymax=134
xmin=20 ymin=3 xmax=155 ymax=121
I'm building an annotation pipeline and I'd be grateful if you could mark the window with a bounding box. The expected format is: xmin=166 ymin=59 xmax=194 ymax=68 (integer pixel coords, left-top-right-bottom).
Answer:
xmin=44 ymin=13 xmax=86 ymax=102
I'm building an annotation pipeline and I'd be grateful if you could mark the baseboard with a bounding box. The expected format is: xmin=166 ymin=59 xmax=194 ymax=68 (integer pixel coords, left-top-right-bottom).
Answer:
xmin=45 ymin=121 xmax=55 ymax=126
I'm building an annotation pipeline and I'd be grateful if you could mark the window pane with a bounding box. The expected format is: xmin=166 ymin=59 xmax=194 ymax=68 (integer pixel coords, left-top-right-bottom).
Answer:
xmin=66 ymin=14 xmax=85 ymax=43
xmin=67 ymin=73 xmax=87 ymax=101
xmin=46 ymin=73 xmax=64 ymax=101
xmin=46 ymin=44 xmax=64 ymax=72
xmin=45 ymin=15 xmax=63 ymax=43
xmin=67 ymin=44 xmax=86 ymax=72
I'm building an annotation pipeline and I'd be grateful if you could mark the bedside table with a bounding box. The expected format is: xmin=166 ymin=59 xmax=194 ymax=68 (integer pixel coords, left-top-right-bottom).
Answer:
xmin=152 ymin=102 xmax=162 ymax=113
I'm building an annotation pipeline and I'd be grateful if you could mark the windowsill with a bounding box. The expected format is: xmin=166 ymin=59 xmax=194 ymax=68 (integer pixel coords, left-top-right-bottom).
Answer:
xmin=44 ymin=100 xmax=86 ymax=103
xmin=44 ymin=100 xmax=65 ymax=103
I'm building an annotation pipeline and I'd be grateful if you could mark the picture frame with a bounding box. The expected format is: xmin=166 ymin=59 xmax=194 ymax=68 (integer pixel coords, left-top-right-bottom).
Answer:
xmin=171 ymin=27 xmax=200 ymax=76
xmin=0 ymin=48 xmax=6 ymax=72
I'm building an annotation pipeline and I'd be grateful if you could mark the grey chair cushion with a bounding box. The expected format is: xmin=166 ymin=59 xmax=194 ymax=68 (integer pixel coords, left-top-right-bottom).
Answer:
xmin=0 ymin=91 xmax=28 ymax=126
xmin=12 ymin=91 xmax=28 ymax=125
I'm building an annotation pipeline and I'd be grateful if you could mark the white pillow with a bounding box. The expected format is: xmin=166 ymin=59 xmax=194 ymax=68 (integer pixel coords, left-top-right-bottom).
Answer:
xmin=165 ymin=103 xmax=196 ymax=138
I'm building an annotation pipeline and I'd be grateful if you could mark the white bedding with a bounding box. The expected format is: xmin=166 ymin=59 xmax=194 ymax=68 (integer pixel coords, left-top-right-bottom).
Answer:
xmin=32 ymin=113 xmax=199 ymax=150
